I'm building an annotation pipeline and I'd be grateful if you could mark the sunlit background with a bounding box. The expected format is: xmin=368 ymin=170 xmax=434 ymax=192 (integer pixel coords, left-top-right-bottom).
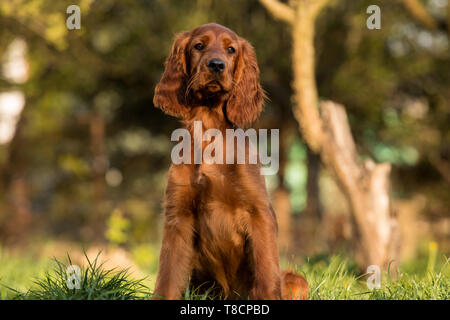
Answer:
xmin=0 ymin=0 xmax=448 ymax=297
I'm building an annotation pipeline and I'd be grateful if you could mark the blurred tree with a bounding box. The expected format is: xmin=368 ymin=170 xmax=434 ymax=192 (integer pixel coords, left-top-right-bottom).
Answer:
xmin=0 ymin=0 xmax=447 ymax=260
xmin=260 ymin=0 xmax=401 ymax=269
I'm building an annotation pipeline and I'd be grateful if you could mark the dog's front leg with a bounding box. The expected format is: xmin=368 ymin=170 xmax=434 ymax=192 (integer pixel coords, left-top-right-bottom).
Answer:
xmin=249 ymin=207 xmax=282 ymax=299
xmin=153 ymin=168 xmax=195 ymax=300
xmin=153 ymin=213 xmax=194 ymax=299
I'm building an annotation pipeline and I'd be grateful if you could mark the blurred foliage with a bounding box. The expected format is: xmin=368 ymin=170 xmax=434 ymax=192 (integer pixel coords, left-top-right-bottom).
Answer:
xmin=0 ymin=247 xmax=52 ymax=299
xmin=285 ymin=138 xmax=308 ymax=212
xmin=0 ymin=0 xmax=448 ymax=250
xmin=105 ymin=209 xmax=130 ymax=245
xmin=131 ymin=244 xmax=159 ymax=274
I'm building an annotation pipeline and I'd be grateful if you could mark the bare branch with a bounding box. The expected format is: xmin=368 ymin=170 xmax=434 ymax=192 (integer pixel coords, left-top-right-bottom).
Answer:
xmin=448 ymin=0 xmax=450 ymax=36
xmin=400 ymin=0 xmax=439 ymax=30
xmin=259 ymin=0 xmax=295 ymax=24
xmin=307 ymin=0 xmax=331 ymax=18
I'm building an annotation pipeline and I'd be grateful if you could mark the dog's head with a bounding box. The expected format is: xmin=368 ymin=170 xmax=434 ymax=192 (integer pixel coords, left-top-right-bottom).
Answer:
xmin=153 ymin=23 xmax=265 ymax=128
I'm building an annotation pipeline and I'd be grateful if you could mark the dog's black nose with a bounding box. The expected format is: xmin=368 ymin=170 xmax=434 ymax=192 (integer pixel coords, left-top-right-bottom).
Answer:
xmin=207 ymin=59 xmax=225 ymax=73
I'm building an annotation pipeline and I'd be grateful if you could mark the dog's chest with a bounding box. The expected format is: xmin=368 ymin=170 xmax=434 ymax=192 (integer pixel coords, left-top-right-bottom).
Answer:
xmin=192 ymin=164 xmax=249 ymax=251
xmin=193 ymin=199 xmax=249 ymax=286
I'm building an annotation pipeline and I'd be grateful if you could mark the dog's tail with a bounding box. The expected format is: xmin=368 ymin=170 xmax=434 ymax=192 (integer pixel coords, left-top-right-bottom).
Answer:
xmin=281 ymin=269 xmax=309 ymax=300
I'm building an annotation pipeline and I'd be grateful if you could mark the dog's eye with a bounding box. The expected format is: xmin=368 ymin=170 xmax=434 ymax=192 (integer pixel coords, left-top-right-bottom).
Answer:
xmin=194 ymin=43 xmax=205 ymax=51
xmin=227 ymin=46 xmax=235 ymax=54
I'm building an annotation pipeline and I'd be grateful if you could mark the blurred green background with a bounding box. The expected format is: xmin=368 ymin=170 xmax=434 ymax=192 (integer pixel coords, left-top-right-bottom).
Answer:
xmin=0 ymin=0 xmax=448 ymax=297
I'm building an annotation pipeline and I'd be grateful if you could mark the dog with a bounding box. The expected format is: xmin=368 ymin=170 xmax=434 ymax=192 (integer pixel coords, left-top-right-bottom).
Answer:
xmin=152 ymin=23 xmax=308 ymax=300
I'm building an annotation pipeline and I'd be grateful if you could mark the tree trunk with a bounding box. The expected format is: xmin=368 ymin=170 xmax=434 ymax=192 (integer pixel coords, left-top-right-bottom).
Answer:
xmin=306 ymin=148 xmax=321 ymax=221
xmin=291 ymin=1 xmax=324 ymax=153
xmin=302 ymin=147 xmax=322 ymax=254
xmin=90 ymin=112 xmax=107 ymax=238
xmin=0 ymin=106 xmax=31 ymax=242
xmin=273 ymin=186 xmax=292 ymax=253
xmin=273 ymin=129 xmax=292 ymax=253
xmin=320 ymin=101 xmax=400 ymax=269
xmin=260 ymin=0 xmax=401 ymax=269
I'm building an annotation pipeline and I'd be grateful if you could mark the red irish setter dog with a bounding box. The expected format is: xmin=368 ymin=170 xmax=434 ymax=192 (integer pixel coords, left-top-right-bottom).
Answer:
xmin=152 ymin=23 xmax=308 ymax=300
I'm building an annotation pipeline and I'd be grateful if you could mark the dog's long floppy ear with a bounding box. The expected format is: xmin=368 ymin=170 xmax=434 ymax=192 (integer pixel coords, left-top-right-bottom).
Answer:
xmin=225 ymin=38 xmax=265 ymax=128
xmin=153 ymin=31 xmax=191 ymax=118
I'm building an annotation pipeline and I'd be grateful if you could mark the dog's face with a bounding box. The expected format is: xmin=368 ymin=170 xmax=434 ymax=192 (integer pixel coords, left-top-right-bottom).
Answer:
xmin=153 ymin=23 xmax=265 ymax=128
xmin=187 ymin=24 xmax=239 ymax=98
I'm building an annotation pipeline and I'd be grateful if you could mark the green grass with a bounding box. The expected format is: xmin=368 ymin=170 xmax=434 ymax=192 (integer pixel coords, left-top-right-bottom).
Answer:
xmin=2 ymin=251 xmax=152 ymax=300
xmin=0 ymin=248 xmax=448 ymax=300
xmin=296 ymin=255 xmax=449 ymax=300
xmin=0 ymin=247 xmax=53 ymax=299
